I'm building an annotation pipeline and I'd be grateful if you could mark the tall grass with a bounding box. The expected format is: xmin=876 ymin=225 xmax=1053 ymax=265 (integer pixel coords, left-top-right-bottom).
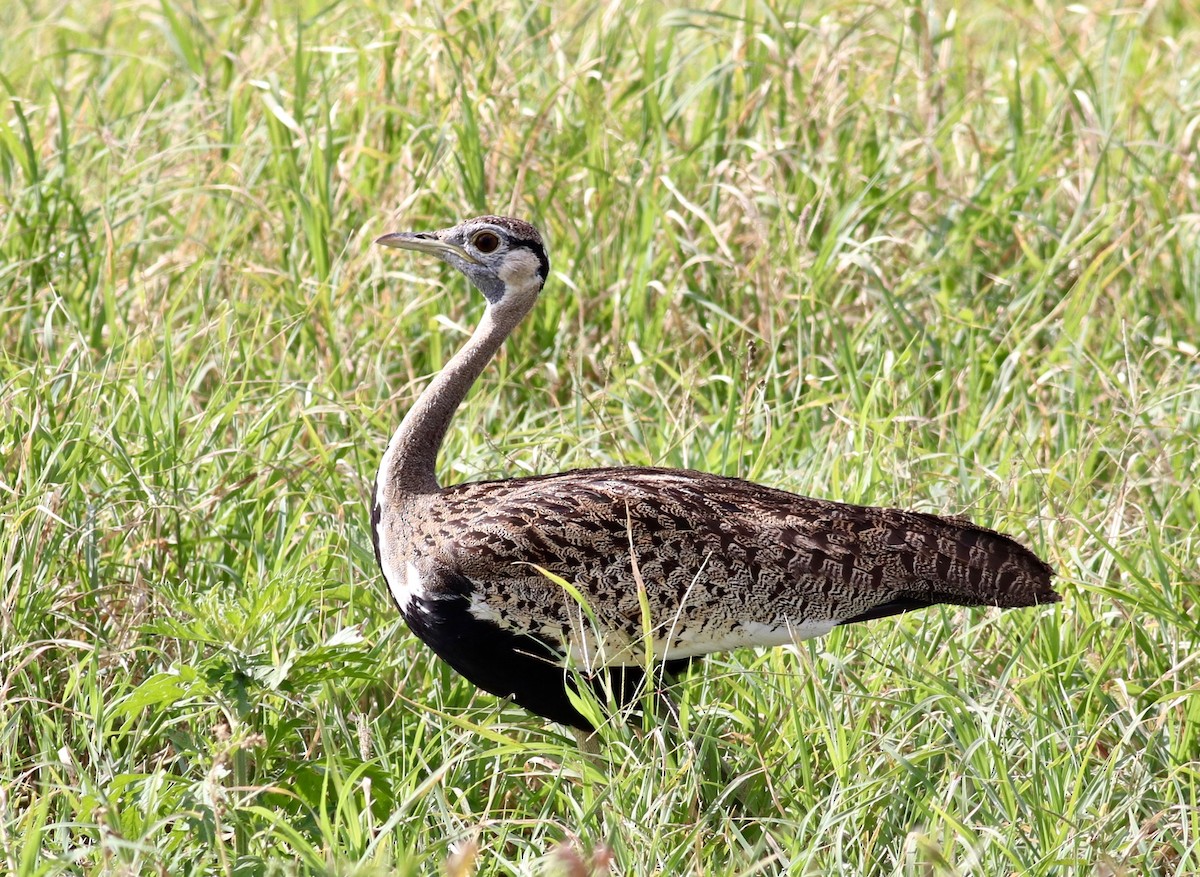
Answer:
xmin=2 ymin=1 xmax=1198 ymax=874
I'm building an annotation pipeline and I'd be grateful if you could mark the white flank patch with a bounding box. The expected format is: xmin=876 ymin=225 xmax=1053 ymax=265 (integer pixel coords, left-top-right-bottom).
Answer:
xmin=467 ymin=593 xmax=502 ymax=624
xmin=382 ymin=559 xmax=427 ymax=614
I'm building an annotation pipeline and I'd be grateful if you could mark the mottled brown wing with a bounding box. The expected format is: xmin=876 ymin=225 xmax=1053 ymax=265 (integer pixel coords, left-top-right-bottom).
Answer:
xmin=430 ymin=467 xmax=1056 ymax=660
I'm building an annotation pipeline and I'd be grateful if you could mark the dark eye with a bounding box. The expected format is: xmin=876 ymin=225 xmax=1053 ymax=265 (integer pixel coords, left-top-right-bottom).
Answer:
xmin=472 ymin=231 xmax=500 ymax=253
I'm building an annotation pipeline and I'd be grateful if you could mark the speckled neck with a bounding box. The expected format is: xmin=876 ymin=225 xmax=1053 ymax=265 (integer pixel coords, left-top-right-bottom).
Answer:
xmin=376 ymin=292 xmax=534 ymax=504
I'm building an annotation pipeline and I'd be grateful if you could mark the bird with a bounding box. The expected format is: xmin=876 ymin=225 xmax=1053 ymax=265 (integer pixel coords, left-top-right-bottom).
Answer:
xmin=370 ymin=214 xmax=1058 ymax=736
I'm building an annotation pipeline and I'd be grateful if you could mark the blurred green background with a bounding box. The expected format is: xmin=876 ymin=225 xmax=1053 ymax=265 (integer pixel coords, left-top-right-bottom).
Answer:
xmin=2 ymin=1 xmax=1198 ymax=874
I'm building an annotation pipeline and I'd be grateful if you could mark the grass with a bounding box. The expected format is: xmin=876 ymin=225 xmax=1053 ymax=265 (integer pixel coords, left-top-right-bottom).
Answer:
xmin=2 ymin=0 xmax=1198 ymax=873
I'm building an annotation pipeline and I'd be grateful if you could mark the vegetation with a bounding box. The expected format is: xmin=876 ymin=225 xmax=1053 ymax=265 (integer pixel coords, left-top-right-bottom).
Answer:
xmin=2 ymin=0 xmax=1198 ymax=873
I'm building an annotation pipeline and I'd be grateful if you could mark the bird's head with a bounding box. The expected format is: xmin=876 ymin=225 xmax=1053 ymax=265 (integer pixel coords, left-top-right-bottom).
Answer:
xmin=375 ymin=215 xmax=549 ymax=320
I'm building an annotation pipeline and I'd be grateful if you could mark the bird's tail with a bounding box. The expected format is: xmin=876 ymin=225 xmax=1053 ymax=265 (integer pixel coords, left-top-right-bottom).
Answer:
xmin=839 ymin=508 xmax=1057 ymax=625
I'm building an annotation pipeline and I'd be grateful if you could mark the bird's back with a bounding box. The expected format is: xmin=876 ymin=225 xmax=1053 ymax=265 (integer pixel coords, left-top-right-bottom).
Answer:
xmin=402 ymin=466 xmax=1055 ymax=666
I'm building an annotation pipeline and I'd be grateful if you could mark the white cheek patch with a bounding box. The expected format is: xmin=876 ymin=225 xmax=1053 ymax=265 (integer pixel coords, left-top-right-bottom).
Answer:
xmin=497 ymin=248 xmax=541 ymax=290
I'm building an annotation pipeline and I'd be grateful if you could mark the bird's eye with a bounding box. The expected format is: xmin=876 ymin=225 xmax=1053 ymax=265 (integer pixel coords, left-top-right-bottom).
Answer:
xmin=471 ymin=231 xmax=500 ymax=253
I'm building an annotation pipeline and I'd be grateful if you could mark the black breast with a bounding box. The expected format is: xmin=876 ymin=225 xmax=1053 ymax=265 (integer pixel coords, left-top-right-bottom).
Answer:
xmin=404 ymin=570 xmax=689 ymax=731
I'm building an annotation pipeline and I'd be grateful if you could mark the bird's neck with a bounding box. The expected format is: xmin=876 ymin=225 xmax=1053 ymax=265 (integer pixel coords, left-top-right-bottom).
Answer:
xmin=377 ymin=304 xmax=521 ymax=502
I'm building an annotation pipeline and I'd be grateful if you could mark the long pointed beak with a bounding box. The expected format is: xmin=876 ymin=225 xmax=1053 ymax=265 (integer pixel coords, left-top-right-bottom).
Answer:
xmin=374 ymin=231 xmax=480 ymax=265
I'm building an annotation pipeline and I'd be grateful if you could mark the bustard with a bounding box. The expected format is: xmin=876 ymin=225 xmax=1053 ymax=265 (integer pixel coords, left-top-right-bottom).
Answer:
xmin=371 ymin=215 xmax=1057 ymax=735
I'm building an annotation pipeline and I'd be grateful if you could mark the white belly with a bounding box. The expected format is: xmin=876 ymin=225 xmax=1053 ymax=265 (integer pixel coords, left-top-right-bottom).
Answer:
xmin=553 ymin=613 xmax=838 ymax=669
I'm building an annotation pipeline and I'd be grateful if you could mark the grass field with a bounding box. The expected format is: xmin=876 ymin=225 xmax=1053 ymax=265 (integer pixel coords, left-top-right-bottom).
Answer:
xmin=3 ymin=0 xmax=1199 ymax=873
